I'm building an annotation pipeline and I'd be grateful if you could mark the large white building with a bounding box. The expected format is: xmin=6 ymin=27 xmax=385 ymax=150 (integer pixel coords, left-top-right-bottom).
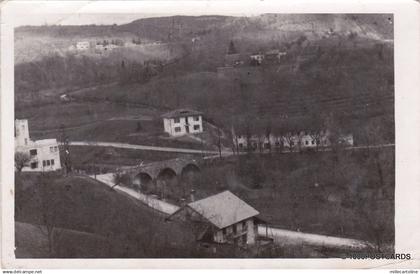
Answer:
xmin=234 ymin=130 xmax=354 ymax=152
xmin=162 ymin=109 xmax=204 ymax=137
xmin=15 ymin=119 xmax=61 ymax=172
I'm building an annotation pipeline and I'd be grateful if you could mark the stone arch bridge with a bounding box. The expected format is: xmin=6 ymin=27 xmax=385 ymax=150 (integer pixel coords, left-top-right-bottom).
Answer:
xmin=120 ymin=156 xmax=203 ymax=196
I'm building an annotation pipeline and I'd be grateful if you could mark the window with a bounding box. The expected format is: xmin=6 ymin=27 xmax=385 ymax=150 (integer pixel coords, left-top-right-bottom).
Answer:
xmin=312 ymin=140 xmax=315 ymax=145
xmin=50 ymin=147 xmax=54 ymax=152
xmin=43 ymin=160 xmax=46 ymax=167
xmin=51 ymin=159 xmax=55 ymax=166
xmin=46 ymin=160 xmax=51 ymax=166
xmin=233 ymin=224 xmax=237 ymax=234
xmin=243 ymin=221 xmax=247 ymax=231
xmin=194 ymin=116 xmax=200 ymax=121
xmin=30 ymin=162 xmax=38 ymax=169
xmin=193 ymin=125 xmax=200 ymax=131
xmin=174 ymin=117 xmax=180 ymax=123
xmin=222 ymin=228 xmax=227 ymax=235
xmin=174 ymin=127 xmax=181 ymax=133
xmin=305 ymin=141 xmax=309 ymax=145
xmin=54 ymin=146 xmax=58 ymax=152
xmin=29 ymin=149 xmax=37 ymax=156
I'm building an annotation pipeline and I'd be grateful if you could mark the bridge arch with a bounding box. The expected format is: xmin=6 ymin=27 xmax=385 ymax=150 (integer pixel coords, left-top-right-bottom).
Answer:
xmin=133 ymin=172 xmax=154 ymax=194
xmin=181 ymin=163 xmax=200 ymax=174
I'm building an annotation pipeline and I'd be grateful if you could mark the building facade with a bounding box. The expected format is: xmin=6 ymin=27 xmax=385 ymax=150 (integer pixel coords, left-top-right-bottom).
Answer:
xmin=167 ymin=191 xmax=262 ymax=246
xmin=234 ymin=130 xmax=354 ymax=152
xmin=162 ymin=109 xmax=204 ymax=137
xmin=15 ymin=119 xmax=62 ymax=172
xmin=76 ymin=41 xmax=90 ymax=50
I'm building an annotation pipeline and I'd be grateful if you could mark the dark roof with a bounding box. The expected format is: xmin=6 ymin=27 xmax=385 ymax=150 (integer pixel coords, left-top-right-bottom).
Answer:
xmin=161 ymin=109 xmax=203 ymax=119
xmin=187 ymin=191 xmax=259 ymax=229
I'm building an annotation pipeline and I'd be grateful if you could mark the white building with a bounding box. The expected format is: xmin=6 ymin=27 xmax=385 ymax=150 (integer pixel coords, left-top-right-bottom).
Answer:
xmin=76 ymin=41 xmax=90 ymax=50
xmin=167 ymin=191 xmax=264 ymax=246
xmin=235 ymin=130 xmax=353 ymax=152
xmin=249 ymin=53 xmax=264 ymax=65
xmin=162 ymin=109 xmax=204 ymax=137
xmin=15 ymin=119 xmax=61 ymax=172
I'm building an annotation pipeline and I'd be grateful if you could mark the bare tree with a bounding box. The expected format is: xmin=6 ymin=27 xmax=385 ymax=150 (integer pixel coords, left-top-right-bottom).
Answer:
xmin=283 ymin=132 xmax=295 ymax=152
xmin=15 ymin=152 xmax=30 ymax=172
xmin=36 ymin=174 xmax=63 ymax=257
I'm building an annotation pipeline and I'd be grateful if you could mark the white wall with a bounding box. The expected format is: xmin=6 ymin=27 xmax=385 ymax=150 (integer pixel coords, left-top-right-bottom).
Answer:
xmin=163 ymin=115 xmax=203 ymax=137
xmin=15 ymin=119 xmax=62 ymax=172
xmin=15 ymin=119 xmax=30 ymax=147
xmin=17 ymin=140 xmax=62 ymax=172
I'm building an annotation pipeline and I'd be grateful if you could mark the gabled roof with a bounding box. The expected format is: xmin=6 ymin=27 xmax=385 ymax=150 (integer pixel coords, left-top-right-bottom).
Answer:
xmin=161 ymin=109 xmax=203 ymax=119
xmin=187 ymin=191 xmax=259 ymax=229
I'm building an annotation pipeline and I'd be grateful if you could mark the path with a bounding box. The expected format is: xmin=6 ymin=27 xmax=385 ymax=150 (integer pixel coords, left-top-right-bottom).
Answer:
xmin=69 ymin=141 xmax=220 ymax=155
xmin=93 ymin=173 xmax=179 ymax=214
xmin=258 ymin=226 xmax=373 ymax=250
xmin=91 ymin=174 xmax=373 ymax=250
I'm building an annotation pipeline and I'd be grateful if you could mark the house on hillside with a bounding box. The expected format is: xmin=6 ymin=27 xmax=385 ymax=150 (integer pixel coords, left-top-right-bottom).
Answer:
xmin=264 ymin=49 xmax=287 ymax=63
xmin=76 ymin=41 xmax=90 ymax=51
xmin=15 ymin=119 xmax=61 ymax=172
xmin=162 ymin=109 xmax=204 ymax=137
xmin=249 ymin=53 xmax=264 ymax=65
xmin=167 ymin=191 xmax=269 ymax=247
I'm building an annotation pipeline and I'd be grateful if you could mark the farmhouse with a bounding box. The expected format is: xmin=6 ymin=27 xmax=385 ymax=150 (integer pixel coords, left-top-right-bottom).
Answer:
xmin=15 ymin=119 xmax=61 ymax=172
xmin=76 ymin=41 xmax=90 ymax=50
xmin=167 ymin=191 xmax=264 ymax=246
xmin=162 ymin=109 xmax=203 ymax=137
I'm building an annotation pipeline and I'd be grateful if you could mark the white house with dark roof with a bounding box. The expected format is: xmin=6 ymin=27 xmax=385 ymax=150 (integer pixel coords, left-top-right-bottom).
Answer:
xmin=15 ymin=119 xmax=61 ymax=172
xmin=167 ymin=191 xmax=264 ymax=246
xmin=161 ymin=109 xmax=204 ymax=137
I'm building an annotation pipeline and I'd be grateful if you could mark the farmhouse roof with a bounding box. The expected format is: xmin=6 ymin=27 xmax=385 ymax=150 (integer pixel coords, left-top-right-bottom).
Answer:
xmin=161 ymin=109 xmax=203 ymax=119
xmin=188 ymin=191 xmax=259 ymax=229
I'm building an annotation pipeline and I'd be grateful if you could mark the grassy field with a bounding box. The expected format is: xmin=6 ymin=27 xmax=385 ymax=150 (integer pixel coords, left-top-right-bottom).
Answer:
xmin=147 ymin=148 xmax=394 ymax=249
xmin=15 ymin=173 xmax=199 ymax=258
xmin=69 ymin=146 xmax=195 ymax=172
xmin=16 ymin=101 xmax=158 ymax=131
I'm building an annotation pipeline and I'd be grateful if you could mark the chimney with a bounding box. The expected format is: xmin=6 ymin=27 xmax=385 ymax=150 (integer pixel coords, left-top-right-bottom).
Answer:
xmin=190 ymin=189 xmax=196 ymax=202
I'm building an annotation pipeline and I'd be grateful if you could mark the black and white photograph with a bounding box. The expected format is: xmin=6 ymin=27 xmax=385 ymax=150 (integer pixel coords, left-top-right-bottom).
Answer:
xmin=1 ymin=0 xmax=420 ymax=270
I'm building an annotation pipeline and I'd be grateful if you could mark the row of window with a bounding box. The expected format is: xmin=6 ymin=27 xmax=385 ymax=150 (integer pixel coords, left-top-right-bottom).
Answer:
xmin=222 ymin=220 xmax=248 ymax=236
xmin=29 ymin=146 xmax=59 ymax=156
xmin=174 ymin=125 xmax=201 ymax=133
xmin=43 ymin=159 xmax=55 ymax=167
xmin=29 ymin=159 xmax=55 ymax=169
xmin=173 ymin=116 xmax=200 ymax=124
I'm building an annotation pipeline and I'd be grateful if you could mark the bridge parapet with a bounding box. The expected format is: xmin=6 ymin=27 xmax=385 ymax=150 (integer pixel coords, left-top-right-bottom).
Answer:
xmin=123 ymin=156 xmax=202 ymax=180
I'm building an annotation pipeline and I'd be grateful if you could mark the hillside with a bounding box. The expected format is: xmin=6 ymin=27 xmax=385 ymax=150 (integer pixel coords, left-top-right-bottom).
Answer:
xmin=15 ymin=14 xmax=392 ymax=62
xmin=15 ymin=14 xmax=394 ymax=144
